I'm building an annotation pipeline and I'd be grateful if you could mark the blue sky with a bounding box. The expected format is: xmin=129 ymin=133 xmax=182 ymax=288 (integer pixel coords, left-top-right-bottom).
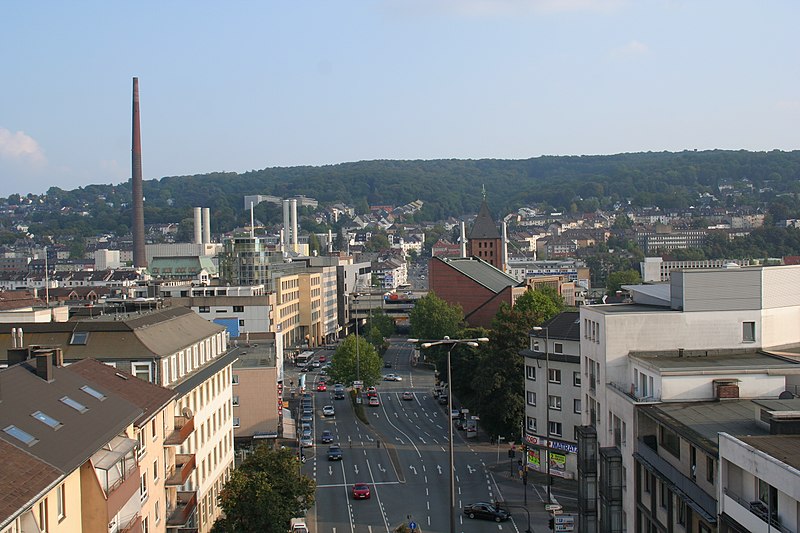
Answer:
xmin=2 ymin=0 xmax=799 ymax=197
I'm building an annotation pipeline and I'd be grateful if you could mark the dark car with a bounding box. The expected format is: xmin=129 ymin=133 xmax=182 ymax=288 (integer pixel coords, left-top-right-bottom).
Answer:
xmin=320 ymin=430 xmax=334 ymax=444
xmin=463 ymin=502 xmax=510 ymax=522
xmin=384 ymin=360 xmax=392 ymax=368
xmin=327 ymin=445 xmax=343 ymax=461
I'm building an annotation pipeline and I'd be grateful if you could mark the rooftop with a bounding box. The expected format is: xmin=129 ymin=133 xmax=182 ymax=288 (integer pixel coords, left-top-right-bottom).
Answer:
xmin=630 ymin=350 xmax=800 ymax=373
xmin=739 ymin=434 xmax=800 ymax=471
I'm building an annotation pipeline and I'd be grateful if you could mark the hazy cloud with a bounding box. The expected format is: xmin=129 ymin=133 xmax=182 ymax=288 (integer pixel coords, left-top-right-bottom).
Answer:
xmin=610 ymin=40 xmax=650 ymax=59
xmin=0 ymin=127 xmax=46 ymax=165
xmin=776 ymin=100 xmax=800 ymax=112
xmin=387 ymin=0 xmax=626 ymax=18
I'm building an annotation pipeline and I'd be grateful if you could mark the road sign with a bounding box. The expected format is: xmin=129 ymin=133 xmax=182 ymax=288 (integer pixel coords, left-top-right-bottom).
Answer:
xmin=555 ymin=516 xmax=574 ymax=524
xmin=545 ymin=504 xmax=562 ymax=511
xmin=554 ymin=515 xmax=575 ymax=531
xmin=353 ymin=380 xmax=363 ymax=387
xmin=409 ymin=521 xmax=417 ymax=531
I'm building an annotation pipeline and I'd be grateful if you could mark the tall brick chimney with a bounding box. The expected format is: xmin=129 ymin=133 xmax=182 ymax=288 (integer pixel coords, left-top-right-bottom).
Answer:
xmin=132 ymin=77 xmax=147 ymax=268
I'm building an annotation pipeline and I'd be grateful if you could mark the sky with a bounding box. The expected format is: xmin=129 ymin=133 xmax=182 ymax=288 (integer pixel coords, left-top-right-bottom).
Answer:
xmin=2 ymin=0 xmax=799 ymax=197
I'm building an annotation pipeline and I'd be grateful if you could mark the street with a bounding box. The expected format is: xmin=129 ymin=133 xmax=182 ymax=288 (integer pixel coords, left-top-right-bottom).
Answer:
xmin=291 ymin=340 xmax=577 ymax=533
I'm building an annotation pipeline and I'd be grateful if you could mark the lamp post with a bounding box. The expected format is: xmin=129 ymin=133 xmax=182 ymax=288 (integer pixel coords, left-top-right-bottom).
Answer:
xmin=407 ymin=336 xmax=489 ymax=533
xmin=532 ymin=325 xmax=552 ymax=503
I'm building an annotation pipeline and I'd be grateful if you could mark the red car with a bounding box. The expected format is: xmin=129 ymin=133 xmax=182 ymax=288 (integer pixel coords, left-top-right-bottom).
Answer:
xmin=366 ymin=387 xmax=378 ymax=398
xmin=352 ymin=483 xmax=371 ymax=500
xmin=319 ymin=355 xmax=326 ymax=363
xmin=316 ymin=382 xmax=327 ymax=392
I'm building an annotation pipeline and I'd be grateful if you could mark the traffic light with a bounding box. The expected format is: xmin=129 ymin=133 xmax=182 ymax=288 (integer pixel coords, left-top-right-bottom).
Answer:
xmin=548 ymin=517 xmax=554 ymax=530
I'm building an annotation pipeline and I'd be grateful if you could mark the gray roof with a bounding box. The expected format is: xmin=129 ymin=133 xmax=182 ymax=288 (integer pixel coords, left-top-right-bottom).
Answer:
xmin=434 ymin=257 xmax=521 ymax=293
xmin=0 ymin=360 xmax=141 ymax=474
xmin=630 ymin=350 xmax=800 ymax=373
xmin=233 ymin=341 xmax=276 ymax=370
xmin=0 ymin=439 xmax=62 ymax=529
xmin=0 ymin=306 xmax=225 ymax=361
xmin=739 ymin=434 xmax=800 ymax=471
xmin=469 ymin=201 xmax=501 ymax=239
xmin=531 ymin=311 xmax=581 ymax=341
xmin=175 ymin=348 xmax=239 ymax=397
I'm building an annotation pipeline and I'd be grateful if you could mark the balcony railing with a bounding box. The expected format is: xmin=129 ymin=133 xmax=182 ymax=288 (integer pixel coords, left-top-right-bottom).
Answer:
xmin=117 ymin=512 xmax=141 ymax=533
xmin=723 ymin=489 xmax=792 ymax=533
xmin=166 ymin=454 xmax=196 ymax=486
xmin=165 ymin=415 xmax=195 ymax=446
xmin=608 ymin=381 xmax=660 ymax=403
xmin=167 ymin=491 xmax=198 ymax=528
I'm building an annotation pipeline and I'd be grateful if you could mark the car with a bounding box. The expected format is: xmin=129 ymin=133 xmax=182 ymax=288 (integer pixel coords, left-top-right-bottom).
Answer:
xmin=451 ymin=409 xmax=460 ymax=419
xmin=351 ymin=483 xmax=371 ymax=499
xmin=300 ymin=413 xmax=313 ymax=424
xmin=300 ymin=422 xmax=312 ymax=433
xmin=384 ymin=360 xmax=392 ymax=368
xmin=320 ymin=430 xmax=334 ymax=444
xmin=368 ymin=396 xmax=380 ymax=406
xmin=311 ymin=360 xmax=321 ymax=368
xmin=383 ymin=374 xmax=402 ymax=382
xmin=316 ymin=382 xmax=327 ymax=392
xmin=402 ymin=391 xmax=414 ymax=401
xmin=327 ymin=444 xmax=343 ymax=460
xmin=366 ymin=386 xmax=377 ymax=397
xmin=319 ymin=355 xmax=326 ymax=363
xmin=300 ymin=430 xmax=313 ymax=448
xmin=300 ymin=365 xmax=311 ymax=373
xmin=438 ymin=394 xmax=448 ymax=405
xmin=463 ymin=502 xmax=510 ymax=522
xmin=319 ymin=370 xmax=328 ymax=378
xmin=322 ymin=405 xmax=335 ymax=417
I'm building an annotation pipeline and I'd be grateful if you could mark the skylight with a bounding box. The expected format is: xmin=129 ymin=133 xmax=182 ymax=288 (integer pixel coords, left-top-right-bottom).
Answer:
xmin=80 ymin=385 xmax=106 ymax=401
xmin=60 ymin=396 xmax=88 ymax=413
xmin=31 ymin=411 xmax=62 ymax=429
xmin=3 ymin=425 xmax=38 ymax=446
xmin=70 ymin=332 xmax=89 ymax=345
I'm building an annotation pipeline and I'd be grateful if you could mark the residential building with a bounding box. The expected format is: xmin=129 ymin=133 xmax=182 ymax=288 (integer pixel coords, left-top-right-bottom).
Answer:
xmin=640 ymin=256 xmax=753 ymax=282
xmin=231 ymin=340 xmax=280 ymax=446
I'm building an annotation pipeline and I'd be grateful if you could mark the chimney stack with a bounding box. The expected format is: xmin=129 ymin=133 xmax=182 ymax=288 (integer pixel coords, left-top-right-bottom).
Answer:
xmin=291 ymin=198 xmax=298 ymax=252
xmin=35 ymin=351 xmax=54 ymax=382
xmin=282 ymin=200 xmax=291 ymax=253
xmin=203 ymin=207 xmax=211 ymax=244
xmin=460 ymin=222 xmax=467 ymax=257
xmin=193 ymin=207 xmax=203 ymax=244
xmin=131 ymin=77 xmax=147 ymax=267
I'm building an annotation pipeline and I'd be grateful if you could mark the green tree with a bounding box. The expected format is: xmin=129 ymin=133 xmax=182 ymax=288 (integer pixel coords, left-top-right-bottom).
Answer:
xmin=409 ymin=292 xmax=464 ymax=342
xmin=212 ymin=445 xmax=315 ymax=533
xmin=329 ymin=334 xmax=382 ymax=386
xmin=364 ymin=309 xmax=395 ymax=352
xmin=607 ymin=269 xmax=642 ymax=295
xmin=308 ymin=232 xmax=322 ymax=256
xmin=365 ymin=232 xmax=390 ymax=252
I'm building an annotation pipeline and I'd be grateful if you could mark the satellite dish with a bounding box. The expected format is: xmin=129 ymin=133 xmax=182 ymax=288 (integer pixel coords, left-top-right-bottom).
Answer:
xmin=182 ymin=407 xmax=194 ymax=418
xmin=779 ymin=391 xmax=795 ymax=400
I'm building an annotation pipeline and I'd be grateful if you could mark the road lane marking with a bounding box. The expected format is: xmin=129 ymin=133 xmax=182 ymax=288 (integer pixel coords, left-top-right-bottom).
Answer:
xmin=437 ymin=465 xmax=442 ymax=474
xmin=365 ymin=457 xmax=391 ymax=532
xmin=410 ymin=466 xmax=417 ymax=475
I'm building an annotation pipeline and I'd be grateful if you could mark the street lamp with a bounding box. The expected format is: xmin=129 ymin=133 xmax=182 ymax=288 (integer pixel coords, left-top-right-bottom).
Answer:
xmin=532 ymin=325 xmax=552 ymax=503
xmin=407 ymin=336 xmax=489 ymax=533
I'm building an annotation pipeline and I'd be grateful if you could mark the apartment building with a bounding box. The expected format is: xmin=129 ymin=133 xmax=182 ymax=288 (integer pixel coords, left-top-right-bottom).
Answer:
xmin=0 ymin=306 xmax=234 ymax=533
xmin=579 ymin=264 xmax=800 ymax=532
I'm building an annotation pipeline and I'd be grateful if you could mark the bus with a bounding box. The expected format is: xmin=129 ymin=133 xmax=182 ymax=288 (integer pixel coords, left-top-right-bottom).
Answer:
xmin=296 ymin=351 xmax=314 ymax=367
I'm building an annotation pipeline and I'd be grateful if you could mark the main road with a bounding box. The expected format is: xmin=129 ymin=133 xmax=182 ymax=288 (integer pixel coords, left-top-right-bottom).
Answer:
xmin=303 ymin=340 xmax=534 ymax=533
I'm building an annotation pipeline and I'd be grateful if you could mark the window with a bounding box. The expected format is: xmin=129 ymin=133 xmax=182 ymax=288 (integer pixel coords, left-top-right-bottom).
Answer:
xmin=239 ymin=319 xmax=245 ymax=327
xmin=706 ymin=456 xmax=714 ymax=484
xmin=142 ymin=516 xmax=149 ymax=533
xmin=644 ymin=472 xmax=651 ymax=494
xmin=660 ymin=481 xmax=668 ymax=508
xmin=554 ymin=342 xmax=563 ymax=354
xmin=151 ymin=419 xmax=157 ymax=441
xmin=199 ymin=306 xmax=210 ymax=313
xmin=232 ymin=395 xmax=240 ymax=407
xmin=32 ymin=411 xmax=62 ymax=429
xmin=137 ymin=430 xmax=147 ymax=459
xmin=677 ymin=501 xmax=686 ymax=525
xmin=525 ymin=366 xmax=536 ymax=381
xmin=233 ymin=417 xmax=240 ymax=428
xmin=140 ymin=474 xmax=148 ymax=502
xmin=233 ymin=305 xmax=244 ymax=313
xmin=4 ymin=425 xmax=38 ymax=446
xmin=38 ymin=499 xmax=48 ymax=532
xmin=56 ymin=483 xmax=65 ymax=520
xmin=155 ymin=500 xmax=161 ymax=523
xmin=548 ymin=368 xmax=561 ymax=384
xmin=131 ymin=362 xmax=152 ymax=382
xmin=743 ymin=321 xmax=756 ymax=342
xmin=59 ymin=396 xmax=88 ymax=413
xmin=232 ymin=374 xmax=239 ymax=385
xmin=573 ymin=399 xmax=582 ymax=414
xmin=153 ymin=459 xmax=159 ymax=482
xmin=573 ymin=371 xmax=581 ymax=386
xmin=69 ymin=331 xmax=89 ymax=345
xmin=80 ymin=385 xmax=106 ymax=401
xmin=526 ymin=391 xmax=536 ymax=406
xmin=548 ymin=421 xmax=562 ymax=437
xmin=526 ymin=417 xmax=537 ymax=432
xmin=548 ymin=395 xmax=562 ymax=410
xmin=659 ymin=425 xmax=680 ymax=459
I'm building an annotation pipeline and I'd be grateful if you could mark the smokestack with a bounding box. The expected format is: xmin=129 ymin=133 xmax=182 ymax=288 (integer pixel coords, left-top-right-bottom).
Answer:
xmin=282 ymin=200 xmax=290 ymax=252
xmin=11 ymin=328 xmax=17 ymax=349
xmin=291 ymin=198 xmax=298 ymax=252
xmin=250 ymin=202 xmax=255 ymax=238
xmin=328 ymin=229 xmax=333 ymax=254
xmin=193 ymin=207 xmax=203 ymax=244
xmin=203 ymin=207 xmax=211 ymax=244
xmin=501 ymin=221 xmax=508 ymax=272
xmin=460 ymin=222 xmax=467 ymax=257
xmin=131 ymin=77 xmax=147 ymax=268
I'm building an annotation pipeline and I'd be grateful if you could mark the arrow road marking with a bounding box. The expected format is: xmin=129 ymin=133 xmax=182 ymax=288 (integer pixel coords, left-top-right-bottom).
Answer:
xmin=395 ymin=437 xmax=405 ymax=444
xmin=467 ymin=465 xmax=475 ymax=474
xmin=410 ymin=465 xmax=417 ymax=475
xmin=354 ymin=465 xmax=359 ymax=475
xmin=437 ymin=465 xmax=442 ymax=475
xmin=378 ymin=464 xmax=386 ymax=473
xmin=329 ymin=466 xmax=333 ymax=475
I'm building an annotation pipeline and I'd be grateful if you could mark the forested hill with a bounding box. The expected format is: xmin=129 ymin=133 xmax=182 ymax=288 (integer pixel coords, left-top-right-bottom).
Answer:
xmin=32 ymin=150 xmax=800 ymax=236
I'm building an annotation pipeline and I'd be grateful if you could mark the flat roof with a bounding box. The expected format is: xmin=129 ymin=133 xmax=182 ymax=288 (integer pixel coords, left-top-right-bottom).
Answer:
xmin=631 ymin=350 xmax=800 ymax=372
xmin=233 ymin=342 xmax=276 ymax=369
xmin=583 ymin=303 xmax=677 ymax=315
xmin=739 ymin=435 xmax=800 ymax=471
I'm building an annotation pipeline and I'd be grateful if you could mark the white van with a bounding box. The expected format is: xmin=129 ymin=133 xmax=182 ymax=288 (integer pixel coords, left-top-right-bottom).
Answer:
xmin=290 ymin=518 xmax=309 ymax=533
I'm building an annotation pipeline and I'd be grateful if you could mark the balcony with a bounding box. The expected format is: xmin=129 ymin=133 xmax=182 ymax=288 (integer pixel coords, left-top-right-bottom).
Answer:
xmin=166 ymin=454 xmax=197 ymax=486
xmin=167 ymin=491 xmax=198 ymax=528
xmin=609 ymin=381 xmax=660 ymax=403
xmin=117 ymin=513 xmax=142 ymax=533
xmin=723 ymin=489 xmax=793 ymax=533
xmin=91 ymin=437 xmax=141 ymax=519
xmin=165 ymin=415 xmax=195 ymax=446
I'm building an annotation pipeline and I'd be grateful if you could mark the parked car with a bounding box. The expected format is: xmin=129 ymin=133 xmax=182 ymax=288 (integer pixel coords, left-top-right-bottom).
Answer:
xmin=319 ymin=355 xmax=326 ymax=363
xmin=327 ymin=445 xmax=343 ymax=461
xmin=383 ymin=374 xmax=402 ymax=382
xmin=301 ymin=413 xmax=313 ymax=424
xmin=352 ymin=483 xmax=371 ymax=499
xmin=322 ymin=405 xmax=335 ymax=417
xmin=300 ymin=430 xmax=313 ymax=448
xmin=320 ymin=430 xmax=334 ymax=444
xmin=463 ymin=502 xmax=509 ymax=522
xmin=402 ymin=391 xmax=414 ymax=401
xmin=368 ymin=396 xmax=380 ymax=406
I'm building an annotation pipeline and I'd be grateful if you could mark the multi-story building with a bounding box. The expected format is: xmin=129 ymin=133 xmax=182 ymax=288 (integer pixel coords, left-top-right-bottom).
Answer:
xmin=0 ymin=306 xmax=234 ymax=533
xmin=522 ymin=312 xmax=582 ymax=480
xmin=640 ymin=256 xmax=753 ymax=282
xmin=507 ymin=259 xmax=591 ymax=289
xmin=231 ymin=341 xmax=280 ymax=447
xmin=579 ymin=264 xmax=800 ymax=532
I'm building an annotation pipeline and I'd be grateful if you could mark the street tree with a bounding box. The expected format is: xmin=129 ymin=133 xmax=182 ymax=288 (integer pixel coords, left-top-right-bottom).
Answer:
xmin=329 ymin=334 xmax=382 ymax=386
xmin=212 ymin=445 xmax=315 ymax=533
xmin=408 ymin=291 xmax=464 ymax=342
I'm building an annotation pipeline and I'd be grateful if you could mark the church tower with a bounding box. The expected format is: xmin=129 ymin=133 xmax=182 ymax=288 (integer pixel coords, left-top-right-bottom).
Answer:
xmin=466 ymin=188 xmax=504 ymax=271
